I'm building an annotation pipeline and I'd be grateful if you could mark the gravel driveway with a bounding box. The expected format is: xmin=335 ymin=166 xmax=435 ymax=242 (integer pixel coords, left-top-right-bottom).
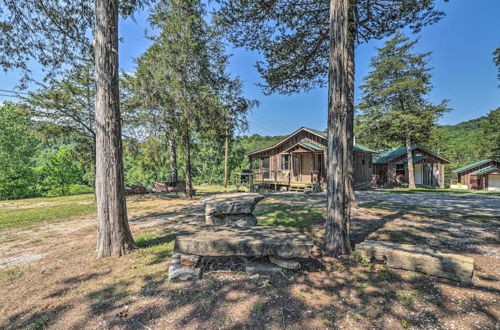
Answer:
xmin=356 ymin=190 xmax=500 ymax=215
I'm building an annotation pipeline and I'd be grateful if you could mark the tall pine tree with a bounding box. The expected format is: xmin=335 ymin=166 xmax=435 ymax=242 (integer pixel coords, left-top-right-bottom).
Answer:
xmin=217 ymin=0 xmax=447 ymax=256
xmin=356 ymin=32 xmax=449 ymax=188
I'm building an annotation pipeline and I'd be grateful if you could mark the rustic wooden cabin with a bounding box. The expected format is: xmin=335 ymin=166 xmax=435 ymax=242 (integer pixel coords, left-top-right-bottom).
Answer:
xmin=452 ymin=159 xmax=500 ymax=190
xmin=371 ymin=145 xmax=450 ymax=188
xmin=245 ymin=127 xmax=377 ymax=191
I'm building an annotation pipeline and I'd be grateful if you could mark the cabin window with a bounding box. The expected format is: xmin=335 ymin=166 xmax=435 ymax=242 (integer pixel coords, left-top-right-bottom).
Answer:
xmin=362 ymin=155 xmax=365 ymax=166
xmin=250 ymin=158 xmax=259 ymax=169
xmin=396 ymin=164 xmax=405 ymax=177
xmin=369 ymin=158 xmax=372 ymax=168
xmin=281 ymin=154 xmax=289 ymax=170
xmin=262 ymin=157 xmax=270 ymax=169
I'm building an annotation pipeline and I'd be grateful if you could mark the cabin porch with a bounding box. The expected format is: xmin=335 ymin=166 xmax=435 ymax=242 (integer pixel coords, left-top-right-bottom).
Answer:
xmin=248 ymin=147 xmax=326 ymax=191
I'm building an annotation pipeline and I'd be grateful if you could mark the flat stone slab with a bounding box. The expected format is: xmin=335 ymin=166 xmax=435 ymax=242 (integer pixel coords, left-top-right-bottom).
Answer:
xmin=356 ymin=240 xmax=474 ymax=284
xmin=203 ymin=193 xmax=264 ymax=216
xmin=208 ymin=214 xmax=258 ymax=227
xmin=174 ymin=225 xmax=313 ymax=258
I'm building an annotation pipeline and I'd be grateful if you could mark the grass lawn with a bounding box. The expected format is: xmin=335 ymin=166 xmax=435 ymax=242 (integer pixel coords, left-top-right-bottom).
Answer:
xmin=0 ymin=188 xmax=498 ymax=329
xmin=0 ymin=194 xmax=96 ymax=230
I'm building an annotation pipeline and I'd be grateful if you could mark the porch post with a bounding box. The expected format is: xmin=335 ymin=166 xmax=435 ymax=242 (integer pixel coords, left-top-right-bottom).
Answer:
xmin=311 ymin=152 xmax=314 ymax=183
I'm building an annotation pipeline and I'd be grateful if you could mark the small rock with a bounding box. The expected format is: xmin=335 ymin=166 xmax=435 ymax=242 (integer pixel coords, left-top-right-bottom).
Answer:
xmin=169 ymin=266 xmax=200 ymax=281
xmin=249 ymin=274 xmax=260 ymax=280
xmin=269 ymin=255 xmax=300 ymax=269
xmin=180 ymin=254 xmax=201 ymax=267
xmin=246 ymin=260 xmax=282 ymax=275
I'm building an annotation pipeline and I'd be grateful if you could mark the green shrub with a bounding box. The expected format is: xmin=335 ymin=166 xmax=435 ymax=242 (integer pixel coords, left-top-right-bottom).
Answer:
xmin=68 ymin=184 xmax=94 ymax=195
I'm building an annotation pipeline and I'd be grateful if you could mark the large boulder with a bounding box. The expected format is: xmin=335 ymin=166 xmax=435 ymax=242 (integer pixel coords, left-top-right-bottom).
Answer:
xmin=174 ymin=225 xmax=313 ymax=259
xmin=202 ymin=193 xmax=264 ymax=227
xmin=356 ymin=240 xmax=474 ymax=284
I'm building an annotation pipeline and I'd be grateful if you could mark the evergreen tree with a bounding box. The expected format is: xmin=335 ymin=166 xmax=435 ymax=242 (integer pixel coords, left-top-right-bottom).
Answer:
xmin=0 ymin=0 xmax=151 ymax=257
xmin=357 ymin=33 xmax=449 ymax=188
xmin=217 ymin=0 xmax=447 ymax=256
xmin=494 ymin=47 xmax=500 ymax=86
xmin=126 ymin=0 xmax=254 ymax=197
xmin=478 ymin=108 xmax=500 ymax=160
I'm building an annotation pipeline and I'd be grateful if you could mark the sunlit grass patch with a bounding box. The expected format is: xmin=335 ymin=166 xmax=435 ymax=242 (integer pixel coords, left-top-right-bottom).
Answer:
xmin=134 ymin=230 xmax=176 ymax=266
xmin=0 ymin=194 xmax=96 ymax=230
xmin=256 ymin=205 xmax=325 ymax=233
xmin=194 ymin=184 xmax=249 ymax=194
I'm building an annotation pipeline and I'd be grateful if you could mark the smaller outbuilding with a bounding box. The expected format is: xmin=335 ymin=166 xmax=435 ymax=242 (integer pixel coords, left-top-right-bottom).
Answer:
xmin=452 ymin=159 xmax=500 ymax=191
xmin=372 ymin=145 xmax=450 ymax=188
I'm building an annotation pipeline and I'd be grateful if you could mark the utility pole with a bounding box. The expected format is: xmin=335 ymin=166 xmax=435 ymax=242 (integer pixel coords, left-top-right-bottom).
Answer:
xmin=223 ymin=133 xmax=229 ymax=188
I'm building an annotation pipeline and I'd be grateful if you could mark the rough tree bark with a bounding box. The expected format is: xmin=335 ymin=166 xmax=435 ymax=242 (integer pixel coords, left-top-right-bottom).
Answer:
xmin=94 ymin=0 xmax=135 ymax=258
xmin=169 ymin=134 xmax=178 ymax=183
xmin=184 ymin=130 xmax=194 ymax=199
xmin=405 ymin=133 xmax=416 ymax=188
xmin=346 ymin=3 xmax=356 ymax=207
xmin=324 ymin=0 xmax=352 ymax=256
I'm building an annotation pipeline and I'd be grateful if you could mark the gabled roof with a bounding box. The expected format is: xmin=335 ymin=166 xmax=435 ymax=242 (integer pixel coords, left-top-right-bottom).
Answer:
xmin=301 ymin=141 xmax=324 ymax=151
xmin=452 ymin=159 xmax=494 ymax=174
xmin=398 ymin=155 xmax=427 ymax=164
xmin=373 ymin=145 xmax=450 ymax=164
xmin=372 ymin=146 xmax=412 ymax=164
xmin=472 ymin=164 xmax=499 ymax=176
xmin=245 ymin=127 xmax=376 ymax=157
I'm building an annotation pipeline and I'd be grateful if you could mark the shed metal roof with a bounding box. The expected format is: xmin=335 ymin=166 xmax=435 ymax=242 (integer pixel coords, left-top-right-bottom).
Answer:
xmin=452 ymin=159 xmax=493 ymax=174
xmin=471 ymin=164 xmax=499 ymax=176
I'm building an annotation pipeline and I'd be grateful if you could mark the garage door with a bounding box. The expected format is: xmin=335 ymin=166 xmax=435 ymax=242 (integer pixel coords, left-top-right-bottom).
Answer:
xmin=488 ymin=175 xmax=500 ymax=191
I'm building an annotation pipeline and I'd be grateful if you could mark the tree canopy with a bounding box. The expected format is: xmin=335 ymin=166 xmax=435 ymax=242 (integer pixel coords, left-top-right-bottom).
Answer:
xmin=216 ymin=0 xmax=447 ymax=94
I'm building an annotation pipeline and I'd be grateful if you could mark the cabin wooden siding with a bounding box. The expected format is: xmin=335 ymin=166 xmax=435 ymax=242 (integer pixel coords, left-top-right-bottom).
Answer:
xmin=372 ymin=147 xmax=447 ymax=188
xmin=247 ymin=128 xmax=374 ymax=189
xmin=455 ymin=160 xmax=500 ymax=190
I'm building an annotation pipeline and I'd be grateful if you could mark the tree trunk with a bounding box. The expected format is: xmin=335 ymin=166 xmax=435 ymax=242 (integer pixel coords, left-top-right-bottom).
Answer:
xmin=169 ymin=134 xmax=178 ymax=183
xmin=346 ymin=4 xmax=356 ymax=207
xmin=324 ymin=0 xmax=352 ymax=257
xmin=406 ymin=134 xmax=416 ymax=188
xmin=94 ymin=0 xmax=134 ymax=258
xmin=223 ymin=135 xmax=229 ymax=188
xmin=184 ymin=131 xmax=193 ymax=199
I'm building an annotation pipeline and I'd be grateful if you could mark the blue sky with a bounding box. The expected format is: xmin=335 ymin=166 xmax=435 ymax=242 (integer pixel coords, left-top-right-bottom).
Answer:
xmin=2 ymin=0 xmax=499 ymax=136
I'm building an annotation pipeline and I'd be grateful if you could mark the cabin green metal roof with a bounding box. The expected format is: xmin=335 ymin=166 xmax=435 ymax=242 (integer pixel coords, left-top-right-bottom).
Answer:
xmin=397 ymin=155 xmax=427 ymax=164
xmin=354 ymin=144 xmax=378 ymax=153
xmin=451 ymin=159 xmax=493 ymax=174
xmin=471 ymin=164 xmax=499 ymax=176
xmin=301 ymin=141 xmax=324 ymax=151
xmin=303 ymin=127 xmax=377 ymax=153
xmin=372 ymin=146 xmax=415 ymax=164
xmin=246 ymin=127 xmax=377 ymax=156
xmin=304 ymin=127 xmax=327 ymax=138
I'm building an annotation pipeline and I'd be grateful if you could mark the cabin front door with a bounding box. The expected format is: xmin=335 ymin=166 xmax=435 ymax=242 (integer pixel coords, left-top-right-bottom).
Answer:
xmin=414 ymin=163 xmax=423 ymax=185
xmin=301 ymin=153 xmax=312 ymax=183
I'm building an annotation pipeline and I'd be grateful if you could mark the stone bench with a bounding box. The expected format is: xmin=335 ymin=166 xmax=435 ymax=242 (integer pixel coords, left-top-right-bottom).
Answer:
xmin=168 ymin=225 xmax=313 ymax=280
xmin=174 ymin=225 xmax=313 ymax=258
xmin=202 ymin=193 xmax=264 ymax=227
xmin=356 ymin=240 xmax=474 ymax=284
